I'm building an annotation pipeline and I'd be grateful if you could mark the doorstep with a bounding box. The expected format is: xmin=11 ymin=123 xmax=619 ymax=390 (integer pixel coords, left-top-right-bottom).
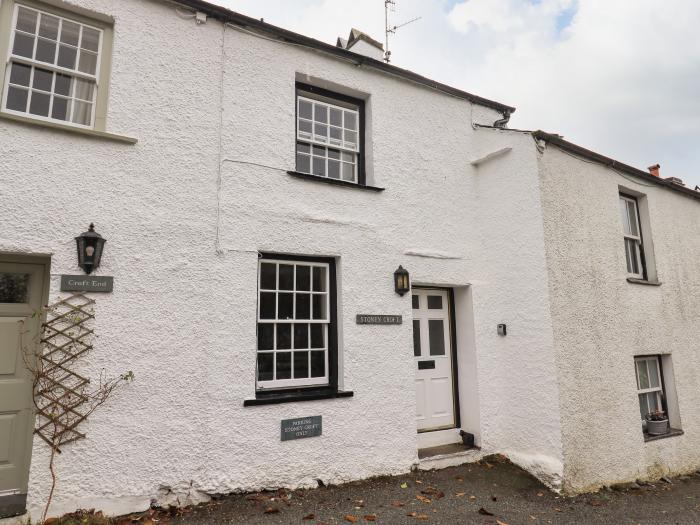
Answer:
xmin=417 ymin=443 xmax=486 ymax=471
xmin=0 ymin=515 xmax=28 ymax=525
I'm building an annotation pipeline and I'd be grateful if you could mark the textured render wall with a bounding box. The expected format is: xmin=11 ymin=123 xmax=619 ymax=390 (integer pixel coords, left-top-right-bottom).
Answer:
xmin=0 ymin=0 xmax=561 ymax=519
xmin=538 ymin=145 xmax=700 ymax=493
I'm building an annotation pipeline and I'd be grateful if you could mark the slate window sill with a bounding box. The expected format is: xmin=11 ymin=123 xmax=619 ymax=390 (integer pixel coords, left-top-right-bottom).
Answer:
xmin=644 ymin=428 xmax=683 ymax=443
xmin=0 ymin=111 xmax=137 ymax=144
xmin=627 ymin=278 xmax=662 ymax=286
xmin=243 ymin=388 xmax=354 ymax=406
xmin=287 ymin=171 xmax=385 ymax=192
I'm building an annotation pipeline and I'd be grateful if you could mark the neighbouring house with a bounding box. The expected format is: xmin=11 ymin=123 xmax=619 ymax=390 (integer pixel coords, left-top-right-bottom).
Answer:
xmin=1 ymin=0 xmax=699 ymax=520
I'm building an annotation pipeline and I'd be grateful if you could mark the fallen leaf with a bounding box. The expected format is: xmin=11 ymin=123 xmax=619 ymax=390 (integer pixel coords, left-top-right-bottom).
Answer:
xmin=496 ymin=520 xmax=510 ymax=525
xmin=416 ymin=480 xmax=423 ymax=484
xmin=416 ymin=495 xmax=431 ymax=504
xmin=401 ymin=482 xmax=408 ymax=489
xmin=455 ymin=492 xmax=466 ymax=497
xmin=407 ymin=512 xmax=418 ymax=517
xmin=345 ymin=515 xmax=359 ymax=523
xmin=469 ymin=495 xmax=476 ymax=500
xmin=364 ymin=514 xmax=377 ymax=521
xmin=554 ymin=508 xmax=562 ymax=512
xmin=484 ymin=462 xmax=494 ymax=469
xmin=421 ymin=487 xmax=445 ymax=499
xmin=455 ymin=476 xmax=464 ymax=481
xmin=264 ymin=507 xmax=279 ymax=514
xmin=478 ymin=507 xmax=494 ymax=516
xmin=537 ymin=492 xmax=544 ymax=497
xmin=303 ymin=513 xmax=315 ymax=520
xmin=529 ymin=516 xmax=537 ymax=520
xmin=391 ymin=500 xmax=405 ymax=507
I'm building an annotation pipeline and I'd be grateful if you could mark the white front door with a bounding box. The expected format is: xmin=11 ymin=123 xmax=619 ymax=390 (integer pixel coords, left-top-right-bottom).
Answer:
xmin=412 ymin=288 xmax=456 ymax=435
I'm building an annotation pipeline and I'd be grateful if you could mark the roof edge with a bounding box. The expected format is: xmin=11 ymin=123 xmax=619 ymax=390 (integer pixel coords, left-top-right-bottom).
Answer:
xmin=169 ymin=0 xmax=516 ymax=114
xmin=533 ymin=130 xmax=700 ymax=202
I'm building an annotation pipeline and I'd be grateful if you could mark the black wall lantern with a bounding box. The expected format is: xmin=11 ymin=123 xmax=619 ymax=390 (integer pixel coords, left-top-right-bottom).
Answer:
xmin=394 ymin=265 xmax=410 ymax=296
xmin=75 ymin=223 xmax=106 ymax=275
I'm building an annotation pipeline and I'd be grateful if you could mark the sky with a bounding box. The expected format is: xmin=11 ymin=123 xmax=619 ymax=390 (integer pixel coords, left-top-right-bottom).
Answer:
xmin=212 ymin=0 xmax=700 ymax=189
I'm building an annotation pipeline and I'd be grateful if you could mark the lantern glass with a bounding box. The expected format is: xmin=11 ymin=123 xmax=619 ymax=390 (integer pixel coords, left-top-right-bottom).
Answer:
xmin=75 ymin=223 xmax=106 ymax=275
xmin=394 ymin=265 xmax=410 ymax=296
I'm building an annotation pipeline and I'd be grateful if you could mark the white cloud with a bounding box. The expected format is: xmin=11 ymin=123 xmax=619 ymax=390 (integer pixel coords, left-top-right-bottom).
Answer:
xmin=212 ymin=0 xmax=700 ymax=188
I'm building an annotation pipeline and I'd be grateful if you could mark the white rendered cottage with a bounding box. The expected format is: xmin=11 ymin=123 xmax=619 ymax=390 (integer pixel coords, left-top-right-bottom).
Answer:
xmin=1 ymin=0 xmax=700 ymax=520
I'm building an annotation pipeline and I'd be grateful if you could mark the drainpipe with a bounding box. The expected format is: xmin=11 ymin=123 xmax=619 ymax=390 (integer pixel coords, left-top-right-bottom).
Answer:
xmin=493 ymin=110 xmax=511 ymax=128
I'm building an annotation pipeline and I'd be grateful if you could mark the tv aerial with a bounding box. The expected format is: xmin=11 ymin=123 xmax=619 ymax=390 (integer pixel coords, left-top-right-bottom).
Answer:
xmin=384 ymin=0 xmax=421 ymax=63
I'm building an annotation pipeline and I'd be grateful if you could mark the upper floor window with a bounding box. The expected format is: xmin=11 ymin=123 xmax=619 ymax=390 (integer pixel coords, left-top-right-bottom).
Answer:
xmin=619 ymin=194 xmax=645 ymax=279
xmin=295 ymin=83 xmax=365 ymax=185
xmin=2 ymin=2 xmax=111 ymax=129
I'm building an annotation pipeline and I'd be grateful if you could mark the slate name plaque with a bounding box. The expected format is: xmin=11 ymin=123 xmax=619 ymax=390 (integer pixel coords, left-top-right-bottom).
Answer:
xmin=281 ymin=416 xmax=322 ymax=441
xmin=60 ymin=275 xmax=113 ymax=293
xmin=356 ymin=314 xmax=402 ymax=325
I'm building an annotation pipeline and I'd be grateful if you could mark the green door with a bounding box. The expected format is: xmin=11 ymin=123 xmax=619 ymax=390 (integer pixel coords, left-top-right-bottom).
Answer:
xmin=0 ymin=261 xmax=45 ymax=518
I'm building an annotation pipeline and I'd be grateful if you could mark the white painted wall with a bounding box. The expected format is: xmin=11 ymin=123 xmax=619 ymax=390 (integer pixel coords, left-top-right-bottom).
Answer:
xmin=0 ymin=0 xmax=564 ymax=519
xmin=538 ymin=145 xmax=700 ymax=493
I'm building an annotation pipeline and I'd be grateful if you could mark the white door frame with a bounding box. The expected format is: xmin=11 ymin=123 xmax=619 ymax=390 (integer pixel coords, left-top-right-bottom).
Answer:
xmin=412 ymin=286 xmax=461 ymax=448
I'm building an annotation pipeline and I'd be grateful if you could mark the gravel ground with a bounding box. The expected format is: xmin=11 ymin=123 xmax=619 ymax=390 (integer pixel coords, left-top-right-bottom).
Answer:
xmin=164 ymin=456 xmax=700 ymax=525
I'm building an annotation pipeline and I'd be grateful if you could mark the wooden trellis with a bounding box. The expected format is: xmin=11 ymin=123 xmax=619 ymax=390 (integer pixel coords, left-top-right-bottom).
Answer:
xmin=35 ymin=293 xmax=96 ymax=450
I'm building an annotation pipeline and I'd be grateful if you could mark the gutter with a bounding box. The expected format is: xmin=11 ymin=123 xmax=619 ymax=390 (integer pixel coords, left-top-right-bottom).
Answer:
xmin=169 ymin=0 xmax=516 ymax=115
xmin=533 ymin=130 xmax=700 ymax=202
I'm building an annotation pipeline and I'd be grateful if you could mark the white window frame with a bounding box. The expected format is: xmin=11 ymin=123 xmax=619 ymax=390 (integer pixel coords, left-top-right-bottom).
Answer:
xmin=620 ymin=194 xmax=644 ymax=279
xmin=256 ymin=258 xmax=331 ymax=390
xmin=296 ymin=94 xmax=360 ymax=183
xmin=634 ymin=355 xmax=664 ymax=422
xmin=2 ymin=2 xmax=104 ymax=129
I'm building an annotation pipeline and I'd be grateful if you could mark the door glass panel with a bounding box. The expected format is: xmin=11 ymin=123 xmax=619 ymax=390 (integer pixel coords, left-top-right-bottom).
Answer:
xmin=412 ymin=320 xmax=421 ymax=357
xmin=428 ymin=319 xmax=445 ymax=356
xmin=0 ymin=273 xmax=29 ymax=303
xmin=427 ymin=295 xmax=443 ymax=309
xmin=412 ymin=295 xmax=419 ymax=309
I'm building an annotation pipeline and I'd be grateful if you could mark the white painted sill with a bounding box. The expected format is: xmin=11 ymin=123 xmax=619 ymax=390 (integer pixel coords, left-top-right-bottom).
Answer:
xmin=627 ymin=277 xmax=662 ymax=286
xmin=0 ymin=111 xmax=137 ymax=144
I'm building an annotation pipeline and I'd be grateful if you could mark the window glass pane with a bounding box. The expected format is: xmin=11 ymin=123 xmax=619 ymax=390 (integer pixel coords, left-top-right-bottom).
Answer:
xmin=51 ymin=96 xmax=70 ymax=120
xmin=648 ymin=358 xmax=660 ymax=388
xmin=297 ymin=142 xmax=311 ymax=154
xmin=276 ymin=323 xmax=291 ymax=349
xmin=627 ymin=200 xmax=639 ymax=236
xmin=427 ymin=295 xmax=443 ymax=309
xmin=35 ymin=38 xmax=56 ymax=63
xmin=293 ymin=324 xmax=308 ymax=349
xmin=344 ymin=130 xmax=357 ymax=146
xmin=38 ymin=14 xmax=59 ymax=40
xmin=310 ymin=324 xmax=324 ymax=348
xmin=81 ymin=27 xmax=100 ymax=51
xmin=0 ymin=273 xmax=29 ymax=303
xmin=328 ymin=160 xmax=340 ymax=179
xmin=344 ymin=111 xmax=356 ymax=129
xmin=57 ymin=44 xmax=77 ymax=69
xmin=620 ymin=197 xmax=631 ymax=234
xmin=328 ymin=148 xmax=340 ymax=160
xmin=9 ymin=63 xmax=31 ymax=86
xmin=277 ymin=292 xmax=293 ymax=319
xmin=54 ymin=72 xmax=72 ymax=96
xmin=638 ymin=393 xmax=649 ymax=420
xmin=296 ymin=153 xmax=310 ymax=173
xmin=330 ymin=126 xmax=342 ymax=143
xmin=310 ymin=351 xmax=325 ymax=377
xmin=296 ymin=265 xmax=310 ymax=291
xmin=341 ymin=163 xmax=354 ymax=182
xmin=278 ymin=264 xmax=294 ymax=290
xmin=428 ymin=320 xmax=446 ymax=356
xmin=295 ymin=293 xmax=310 ymax=320
xmin=78 ymin=50 xmax=97 ymax=74
xmin=413 ymin=320 xmax=421 ymax=357
xmin=6 ymin=87 xmax=28 ymax=112
xmin=312 ymin=156 xmax=325 ymax=176
xmin=13 ymin=32 xmax=35 ymax=58
xmin=74 ymin=79 xmax=94 ymax=101
xmin=298 ymin=119 xmax=312 ymax=135
xmin=314 ymin=103 xmax=327 ymax=123
xmin=32 ymin=68 xmax=52 ymax=91
xmin=257 ymin=353 xmax=273 ymax=382
xmin=330 ymin=107 xmax=342 ymax=126
xmin=341 ymin=152 xmax=354 ymax=163
xmin=60 ymin=20 xmax=80 ymax=45
xmin=625 ymin=238 xmax=639 ymax=275
xmin=16 ymin=7 xmax=38 ymax=34
xmin=276 ymin=352 xmax=291 ymax=379
xmin=312 ymin=266 xmax=326 ymax=291
xmin=298 ymin=99 xmax=312 ymax=119
xmin=29 ymin=91 xmax=50 ymax=116
xmin=312 ymin=294 xmax=327 ymax=320
xmin=259 ymin=292 xmax=276 ymax=319
xmin=636 ymin=359 xmax=650 ymax=389
xmin=260 ymin=263 xmax=276 ymax=290
xmin=412 ymin=295 xmax=419 ymax=309
xmin=257 ymin=323 xmax=273 ymax=350
xmin=294 ymin=351 xmax=309 ymax=378
xmin=314 ymin=123 xmax=328 ymax=140
xmin=650 ymin=391 xmax=661 ymax=412
xmin=71 ymin=100 xmax=92 ymax=125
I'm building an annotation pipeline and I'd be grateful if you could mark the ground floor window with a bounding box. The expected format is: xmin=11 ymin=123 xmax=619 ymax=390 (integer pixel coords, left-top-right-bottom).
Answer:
xmin=634 ymin=355 xmax=664 ymax=420
xmin=256 ymin=254 xmax=336 ymax=390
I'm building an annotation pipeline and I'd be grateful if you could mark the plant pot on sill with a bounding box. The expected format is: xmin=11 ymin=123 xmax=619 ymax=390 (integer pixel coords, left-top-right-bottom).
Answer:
xmin=646 ymin=418 xmax=669 ymax=436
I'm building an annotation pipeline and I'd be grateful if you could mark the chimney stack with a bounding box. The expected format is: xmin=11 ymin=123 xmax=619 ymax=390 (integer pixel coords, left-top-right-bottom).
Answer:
xmin=648 ymin=164 xmax=660 ymax=177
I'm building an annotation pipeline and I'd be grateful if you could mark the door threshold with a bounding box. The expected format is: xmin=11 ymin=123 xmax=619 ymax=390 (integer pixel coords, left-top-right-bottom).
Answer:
xmin=418 ymin=442 xmax=478 ymax=460
xmin=417 ymin=444 xmax=486 ymax=471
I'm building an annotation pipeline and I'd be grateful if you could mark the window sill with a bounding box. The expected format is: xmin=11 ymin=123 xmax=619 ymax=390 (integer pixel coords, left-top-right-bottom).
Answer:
xmin=243 ymin=388 xmax=354 ymax=406
xmin=627 ymin=277 xmax=662 ymax=286
xmin=287 ymin=171 xmax=384 ymax=192
xmin=644 ymin=428 xmax=683 ymax=443
xmin=0 ymin=111 xmax=138 ymax=144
